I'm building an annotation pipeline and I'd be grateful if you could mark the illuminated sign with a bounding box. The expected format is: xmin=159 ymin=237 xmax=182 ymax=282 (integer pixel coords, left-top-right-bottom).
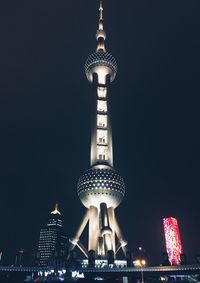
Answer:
xmin=163 ymin=217 xmax=183 ymax=265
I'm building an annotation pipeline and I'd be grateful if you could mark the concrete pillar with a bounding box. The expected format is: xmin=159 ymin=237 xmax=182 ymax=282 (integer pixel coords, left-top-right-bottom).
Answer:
xmin=100 ymin=203 xmax=113 ymax=254
xmin=88 ymin=206 xmax=99 ymax=252
xmin=108 ymin=207 xmax=116 ymax=254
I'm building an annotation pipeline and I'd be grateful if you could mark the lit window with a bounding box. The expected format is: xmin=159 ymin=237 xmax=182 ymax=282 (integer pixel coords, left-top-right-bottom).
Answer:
xmin=97 ymin=114 xmax=107 ymax=128
xmin=97 ymin=86 xmax=107 ymax=98
xmin=97 ymin=129 xmax=107 ymax=144
xmin=97 ymin=145 xmax=108 ymax=161
xmin=97 ymin=100 xmax=107 ymax=113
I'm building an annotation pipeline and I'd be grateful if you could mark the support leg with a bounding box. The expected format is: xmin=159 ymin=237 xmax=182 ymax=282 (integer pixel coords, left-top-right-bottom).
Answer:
xmin=108 ymin=207 xmax=116 ymax=255
xmin=114 ymin=214 xmax=128 ymax=256
xmin=68 ymin=209 xmax=90 ymax=257
xmin=88 ymin=206 xmax=99 ymax=252
xmin=100 ymin=203 xmax=113 ymax=254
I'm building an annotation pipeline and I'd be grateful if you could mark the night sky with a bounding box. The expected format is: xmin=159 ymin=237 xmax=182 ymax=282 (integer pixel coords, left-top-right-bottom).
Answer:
xmin=0 ymin=0 xmax=200 ymax=266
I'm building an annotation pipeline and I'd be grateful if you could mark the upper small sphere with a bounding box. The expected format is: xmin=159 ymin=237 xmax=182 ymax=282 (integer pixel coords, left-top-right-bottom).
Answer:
xmin=85 ymin=51 xmax=117 ymax=84
xmin=77 ymin=166 xmax=125 ymax=209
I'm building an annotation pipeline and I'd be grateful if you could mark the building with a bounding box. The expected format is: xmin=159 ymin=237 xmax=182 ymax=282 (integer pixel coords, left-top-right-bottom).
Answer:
xmin=14 ymin=249 xmax=24 ymax=266
xmin=163 ymin=217 xmax=183 ymax=265
xmin=37 ymin=204 xmax=67 ymax=266
xmin=69 ymin=1 xmax=128 ymax=264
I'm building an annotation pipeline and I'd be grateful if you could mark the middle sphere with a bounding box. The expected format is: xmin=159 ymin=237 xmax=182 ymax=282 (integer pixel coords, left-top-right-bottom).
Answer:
xmin=77 ymin=166 xmax=125 ymax=209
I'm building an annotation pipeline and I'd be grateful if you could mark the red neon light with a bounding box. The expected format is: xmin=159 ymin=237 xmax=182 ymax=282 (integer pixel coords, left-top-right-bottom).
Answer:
xmin=163 ymin=217 xmax=183 ymax=265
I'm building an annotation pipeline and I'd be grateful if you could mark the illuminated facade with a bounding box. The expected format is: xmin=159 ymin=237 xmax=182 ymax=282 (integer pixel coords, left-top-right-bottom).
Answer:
xmin=69 ymin=2 xmax=127 ymax=262
xmin=163 ymin=217 xmax=183 ymax=265
xmin=37 ymin=204 xmax=66 ymax=266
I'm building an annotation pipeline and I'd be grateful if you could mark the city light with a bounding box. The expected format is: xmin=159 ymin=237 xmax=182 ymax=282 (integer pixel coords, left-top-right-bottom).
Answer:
xmin=163 ymin=217 xmax=183 ymax=265
xmin=134 ymin=259 xmax=146 ymax=283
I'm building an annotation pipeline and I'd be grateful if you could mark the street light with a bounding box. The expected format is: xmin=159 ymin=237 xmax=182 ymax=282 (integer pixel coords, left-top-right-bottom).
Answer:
xmin=140 ymin=260 xmax=146 ymax=283
xmin=134 ymin=259 xmax=146 ymax=283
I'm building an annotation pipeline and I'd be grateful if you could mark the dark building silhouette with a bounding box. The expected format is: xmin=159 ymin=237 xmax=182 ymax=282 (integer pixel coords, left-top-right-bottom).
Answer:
xmin=162 ymin=252 xmax=171 ymax=266
xmin=180 ymin=253 xmax=187 ymax=265
xmin=14 ymin=249 xmax=24 ymax=266
xmin=195 ymin=254 xmax=200 ymax=264
xmin=36 ymin=204 xmax=67 ymax=266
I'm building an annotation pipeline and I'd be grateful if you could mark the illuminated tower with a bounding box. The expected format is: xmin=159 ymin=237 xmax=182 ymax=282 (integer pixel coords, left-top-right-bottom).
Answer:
xmin=163 ymin=217 xmax=183 ymax=265
xmin=37 ymin=204 xmax=66 ymax=266
xmin=69 ymin=2 xmax=127 ymax=261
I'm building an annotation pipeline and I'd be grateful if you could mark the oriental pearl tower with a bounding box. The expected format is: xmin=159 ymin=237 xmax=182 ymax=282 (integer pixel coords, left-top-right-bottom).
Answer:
xmin=69 ymin=1 xmax=128 ymax=262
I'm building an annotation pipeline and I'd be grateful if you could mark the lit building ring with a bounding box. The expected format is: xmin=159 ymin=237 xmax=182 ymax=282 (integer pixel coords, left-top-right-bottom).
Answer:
xmin=77 ymin=167 xmax=125 ymax=208
xmin=85 ymin=51 xmax=117 ymax=82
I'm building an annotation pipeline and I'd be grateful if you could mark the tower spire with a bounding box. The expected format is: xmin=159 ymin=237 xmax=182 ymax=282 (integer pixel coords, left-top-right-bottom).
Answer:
xmin=96 ymin=1 xmax=106 ymax=52
xmin=51 ymin=203 xmax=61 ymax=215
xmin=99 ymin=1 xmax=103 ymax=22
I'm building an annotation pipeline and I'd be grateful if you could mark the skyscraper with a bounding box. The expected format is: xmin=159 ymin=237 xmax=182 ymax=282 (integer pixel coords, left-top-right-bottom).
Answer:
xmin=69 ymin=1 xmax=127 ymax=262
xmin=37 ymin=204 xmax=66 ymax=266
xmin=163 ymin=217 xmax=183 ymax=265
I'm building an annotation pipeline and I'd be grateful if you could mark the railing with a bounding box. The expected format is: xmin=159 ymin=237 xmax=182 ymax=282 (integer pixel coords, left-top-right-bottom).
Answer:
xmin=1 ymin=264 xmax=200 ymax=274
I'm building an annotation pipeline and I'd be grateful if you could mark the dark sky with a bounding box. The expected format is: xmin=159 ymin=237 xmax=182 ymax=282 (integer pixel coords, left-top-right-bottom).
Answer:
xmin=0 ymin=0 xmax=200 ymax=266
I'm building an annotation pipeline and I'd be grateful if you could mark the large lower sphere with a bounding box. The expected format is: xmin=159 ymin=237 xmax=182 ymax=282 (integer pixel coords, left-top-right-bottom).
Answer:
xmin=77 ymin=167 xmax=125 ymax=208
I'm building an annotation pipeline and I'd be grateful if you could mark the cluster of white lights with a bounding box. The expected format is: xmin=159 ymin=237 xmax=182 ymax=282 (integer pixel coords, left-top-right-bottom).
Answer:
xmin=77 ymin=168 xmax=125 ymax=196
xmin=38 ymin=226 xmax=61 ymax=266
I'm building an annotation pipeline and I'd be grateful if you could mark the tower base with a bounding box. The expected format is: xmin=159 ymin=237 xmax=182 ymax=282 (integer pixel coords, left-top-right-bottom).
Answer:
xmin=68 ymin=204 xmax=128 ymax=262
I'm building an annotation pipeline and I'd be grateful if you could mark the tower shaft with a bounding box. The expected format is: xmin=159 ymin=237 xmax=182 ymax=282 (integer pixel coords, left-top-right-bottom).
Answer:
xmin=91 ymin=79 xmax=113 ymax=167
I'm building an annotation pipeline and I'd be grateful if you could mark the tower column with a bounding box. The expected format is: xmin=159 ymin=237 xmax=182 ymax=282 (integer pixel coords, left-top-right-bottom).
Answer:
xmin=69 ymin=209 xmax=90 ymax=254
xmin=90 ymin=74 xmax=113 ymax=167
xmin=100 ymin=202 xmax=113 ymax=253
xmin=114 ymin=216 xmax=128 ymax=256
xmin=88 ymin=206 xmax=99 ymax=252
xmin=108 ymin=207 xmax=116 ymax=254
